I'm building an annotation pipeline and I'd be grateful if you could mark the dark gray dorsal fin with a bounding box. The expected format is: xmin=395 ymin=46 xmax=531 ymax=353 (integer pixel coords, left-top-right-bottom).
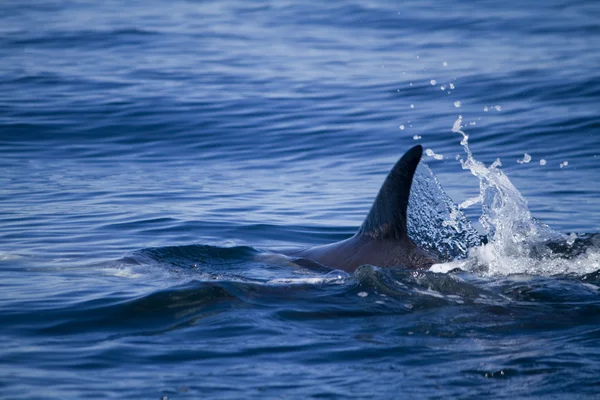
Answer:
xmin=357 ymin=145 xmax=422 ymax=240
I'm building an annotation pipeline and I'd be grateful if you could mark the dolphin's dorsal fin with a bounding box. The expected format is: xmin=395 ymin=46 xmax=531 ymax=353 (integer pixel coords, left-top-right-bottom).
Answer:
xmin=357 ymin=145 xmax=422 ymax=240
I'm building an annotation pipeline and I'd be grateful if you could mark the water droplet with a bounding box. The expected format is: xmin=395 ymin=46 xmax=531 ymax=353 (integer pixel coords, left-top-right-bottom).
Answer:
xmin=358 ymin=291 xmax=368 ymax=297
xmin=399 ymin=125 xmax=405 ymax=130
xmin=449 ymin=83 xmax=455 ymax=89
xmin=425 ymin=149 xmax=444 ymax=160
xmin=540 ymin=159 xmax=547 ymax=166
xmin=517 ymin=153 xmax=531 ymax=164
xmin=560 ymin=161 xmax=569 ymax=168
xmin=430 ymin=79 xmax=437 ymax=85
xmin=443 ymin=61 xmax=448 ymax=67
xmin=484 ymin=106 xmax=489 ymax=112
xmin=440 ymin=85 xmax=447 ymax=90
xmin=494 ymin=105 xmax=502 ymax=111
xmin=410 ymin=104 xmax=414 ymax=108
xmin=413 ymin=135 xmax=421 ymax=140
xmin=454 ymin=101 xmax=462 ymax=108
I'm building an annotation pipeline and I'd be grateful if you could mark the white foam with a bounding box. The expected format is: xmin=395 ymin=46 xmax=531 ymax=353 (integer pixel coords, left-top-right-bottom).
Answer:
xmin=413 ymin=288 xmax=445 ymax=298
xmin=429 ymin=261 xmax=465 ymax=273
xmin=102 ymin=267 xmax=143 ymax=279
xmin=267 ymin=276 xmax=344 ymax=285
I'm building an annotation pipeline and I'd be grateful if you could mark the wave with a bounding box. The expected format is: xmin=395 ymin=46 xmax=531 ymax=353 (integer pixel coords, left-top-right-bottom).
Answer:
xmin=32 ymin=257 xmax=599 ymax=339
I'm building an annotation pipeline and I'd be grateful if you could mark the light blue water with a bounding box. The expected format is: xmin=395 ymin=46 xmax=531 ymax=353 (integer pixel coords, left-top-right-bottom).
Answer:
xmin=1 ymin=1 xmax=599 ymax=398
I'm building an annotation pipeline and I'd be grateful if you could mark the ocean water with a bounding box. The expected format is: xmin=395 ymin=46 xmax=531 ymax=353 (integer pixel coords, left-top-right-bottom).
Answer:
xmin=1 ymin=0 xmax=600 ymax=398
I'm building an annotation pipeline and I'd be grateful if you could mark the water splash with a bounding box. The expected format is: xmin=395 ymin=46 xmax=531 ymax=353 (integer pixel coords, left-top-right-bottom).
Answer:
xmin=433 ymin=116 xmax=598 ymax=276
xmin=408 ymin=162 xmax=481 ymax=262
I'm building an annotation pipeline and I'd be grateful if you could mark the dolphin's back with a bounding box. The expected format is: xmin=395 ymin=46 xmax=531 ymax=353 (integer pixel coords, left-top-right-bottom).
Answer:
xmin=289 ymin=145 xmax=437 ymax=272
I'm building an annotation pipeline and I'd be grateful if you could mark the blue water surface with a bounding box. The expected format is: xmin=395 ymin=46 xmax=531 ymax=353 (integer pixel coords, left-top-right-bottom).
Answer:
xmin=1 ymin=0 xmax=599 ymax=398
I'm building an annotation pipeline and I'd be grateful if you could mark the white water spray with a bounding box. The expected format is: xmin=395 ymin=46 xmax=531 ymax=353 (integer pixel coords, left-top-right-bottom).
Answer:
xmin=432 ymin=116 xmax=599 ymax=276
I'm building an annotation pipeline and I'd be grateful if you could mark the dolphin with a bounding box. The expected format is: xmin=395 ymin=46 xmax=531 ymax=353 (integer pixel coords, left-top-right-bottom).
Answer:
xmin=286 ymin=145 xmax=439 ymax=272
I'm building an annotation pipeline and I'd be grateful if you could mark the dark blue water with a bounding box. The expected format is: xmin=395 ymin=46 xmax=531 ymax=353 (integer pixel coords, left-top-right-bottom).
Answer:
xmin=2 ymin=1 xmax=600 ymax=398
